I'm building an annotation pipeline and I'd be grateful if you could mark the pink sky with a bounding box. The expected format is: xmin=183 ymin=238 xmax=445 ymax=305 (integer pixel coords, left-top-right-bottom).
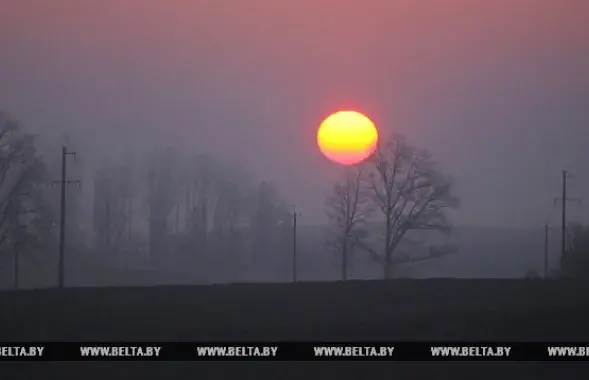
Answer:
xmin=1 ymin=0 xmax=588 ymax=227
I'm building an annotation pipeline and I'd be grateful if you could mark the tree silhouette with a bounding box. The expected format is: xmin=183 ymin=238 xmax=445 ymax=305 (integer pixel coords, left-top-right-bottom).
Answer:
xmin=147 ymin=148 xmax=178 ymax=259
xmin=248 ymin=181 xmax=290 ymax=264
xmin=355 ymin=134 xmax=460 ymax=279
xmin=0 ymin=112 xmax=52 ymax=286
xmin=93 ymin=160 xmax=134 ymax=255
xmin=325 ymin=165 xmax=372 ymax=280
xmin=561 ymin=223 xmax=589 ymax=278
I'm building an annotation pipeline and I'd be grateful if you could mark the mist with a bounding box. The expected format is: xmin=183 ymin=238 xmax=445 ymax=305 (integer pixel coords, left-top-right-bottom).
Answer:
xmin=0 ymin=0 xmax=588 ymax=289
xmin=1 ymin=0 xmax=587 ymax=228
xmin=3 ymin=4 xmax=589 ymax=375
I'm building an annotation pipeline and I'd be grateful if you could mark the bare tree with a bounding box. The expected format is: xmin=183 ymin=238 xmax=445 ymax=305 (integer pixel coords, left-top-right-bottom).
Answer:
xmin=0 ymin=112 xmax=52 ymax=284
xmin=119 ymin=151 xmax=138 ymax=243
xmin=356 ymin=134 xmax=459 ymax=279
xmin=325 ymin=165 xmax=372 ymax=280
xmin=185 ymin=153 xmax=216 ymax=255
xmin=209 ymin=161 xmax=252 ymax=257
xmin=248 ymin=181 xmax=290 ymax=262
xmin=146 ymin=148 xmax=178 ymax=258
xmin=560 ymin=223 xmax=589 ymax=278
xmin=93 ymin=160 xmax=133 ymax=254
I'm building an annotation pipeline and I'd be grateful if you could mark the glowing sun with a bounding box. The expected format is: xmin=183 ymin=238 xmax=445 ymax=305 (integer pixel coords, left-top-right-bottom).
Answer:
xmin=317 ymin=110 xmax=379 ymax=166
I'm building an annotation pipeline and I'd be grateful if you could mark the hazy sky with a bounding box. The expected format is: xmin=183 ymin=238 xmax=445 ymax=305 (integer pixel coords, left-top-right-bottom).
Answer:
xmin=1 ymin=0 xmax=588 ymax=228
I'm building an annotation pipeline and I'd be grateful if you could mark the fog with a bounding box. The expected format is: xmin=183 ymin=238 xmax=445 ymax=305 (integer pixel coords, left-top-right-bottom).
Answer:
xmin=0 ymin=0 xmax=588 ymax=287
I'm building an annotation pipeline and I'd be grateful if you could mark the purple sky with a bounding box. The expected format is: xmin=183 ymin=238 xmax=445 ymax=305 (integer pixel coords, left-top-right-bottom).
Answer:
xmin=1 ymin=0 xmax=588 ymax=227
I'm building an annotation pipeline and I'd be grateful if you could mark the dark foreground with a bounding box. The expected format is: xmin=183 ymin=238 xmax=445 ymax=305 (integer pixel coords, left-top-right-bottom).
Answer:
xmin=2 ymin=279 xmax=589 ymax=378
xmin=2 ymin=279 xmax=589 ymax=341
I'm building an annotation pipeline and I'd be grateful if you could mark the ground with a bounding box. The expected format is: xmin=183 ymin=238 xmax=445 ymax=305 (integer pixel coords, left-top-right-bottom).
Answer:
xmin=1 ymin=279 xmax=589 ymax=378
xmin=1 ymin=279 xmax=589 ymax=341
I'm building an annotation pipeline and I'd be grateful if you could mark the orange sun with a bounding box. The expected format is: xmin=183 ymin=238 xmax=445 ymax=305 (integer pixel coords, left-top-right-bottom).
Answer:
xmin=317 ymin=110 xmax=379 ymax=166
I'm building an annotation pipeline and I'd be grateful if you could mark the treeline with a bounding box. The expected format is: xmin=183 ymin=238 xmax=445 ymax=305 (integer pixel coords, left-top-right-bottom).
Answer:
xmin=3 ymin=109 xmax=588 ymax=287
xmin=561 ymin=224 xmax=589 ymax=278
xmin=0 ymin=112 xmax=56 ymax=287
xmin=0 ymin=111 xmax=296 ymax=286
xmin=91 ymin=148 xmax=294 ymax=274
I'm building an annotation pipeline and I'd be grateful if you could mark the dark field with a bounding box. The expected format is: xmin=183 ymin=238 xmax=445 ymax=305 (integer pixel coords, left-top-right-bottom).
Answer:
xmin=2 ymin=279 xmax=589 ymax=341
xmin=2 ymin=279 xmax=589 ymax=379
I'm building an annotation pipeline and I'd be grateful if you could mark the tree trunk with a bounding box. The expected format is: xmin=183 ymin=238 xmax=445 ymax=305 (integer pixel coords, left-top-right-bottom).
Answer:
xmin=384 ymin=255 xmax=392 ymax=279
xmin=384 ymin=214 xmax=392 ymax=279
xmin=13 ymin=245 xmax=19 ymax=290
xmin=128 ymin=198 xmax=133 ymax=242
xmin=342 ymin=240 xmax=348 ymax=281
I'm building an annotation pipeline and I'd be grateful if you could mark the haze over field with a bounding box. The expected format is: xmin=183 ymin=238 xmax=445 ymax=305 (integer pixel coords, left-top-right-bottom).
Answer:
xmin=3 ymin=7 xmax=589 ymax=378
xmin=1 ymin=0 xmax=588 ymax=229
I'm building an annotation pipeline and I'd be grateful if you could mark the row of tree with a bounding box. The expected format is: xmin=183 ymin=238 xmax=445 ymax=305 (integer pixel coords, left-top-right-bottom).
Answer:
xmin=92 ymin=149 xmax=294 ymax=268
xmin=561 ymin=223 xmax=589 ymax=278
xmin=1 ymin=111 xmax=297 ymax=285
xmin=2 ymin=108 xmax=588 ymax=286
xmin=325 ymin=133 xmax=589 ymax=280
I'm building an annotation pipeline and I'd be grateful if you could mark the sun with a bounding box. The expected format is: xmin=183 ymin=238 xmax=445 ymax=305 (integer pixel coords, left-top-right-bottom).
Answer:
xmin=317 ymin=110 xmax=379 ymax=166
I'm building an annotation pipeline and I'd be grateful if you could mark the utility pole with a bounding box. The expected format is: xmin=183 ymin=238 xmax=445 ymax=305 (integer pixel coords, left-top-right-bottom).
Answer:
xmin=128 ymin=198 xmax=133 ymax=242
xmin=544 ymin=224 xmax=549 ymax=278
xmin=53 ymin=146 xmax=80 ymax=288
xmin=13 ymin=223 xmax=27 ymax=290
xmin=560 ymin=170 xmax=567 ymax=271
xmin=13 ymin=209 xmax=19 ymax=290
xmin=292 ymin=206 xmax=297 ymax=282
xmin=7 ymin=198 xmax=20 ymax=290
xmin=554 ymin=170 xmax=581 ymax=274
xmin=175 ymin=202 xmax=180 ymax=234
